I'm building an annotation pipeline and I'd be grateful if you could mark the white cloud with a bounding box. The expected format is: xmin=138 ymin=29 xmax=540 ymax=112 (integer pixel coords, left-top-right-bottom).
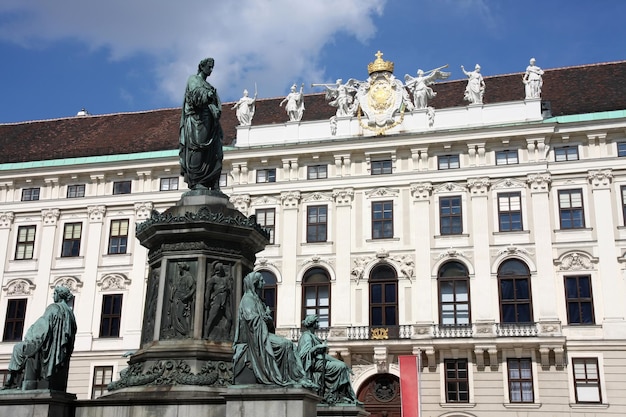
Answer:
xmin=0 ymin=0 xmax=385 ymax=101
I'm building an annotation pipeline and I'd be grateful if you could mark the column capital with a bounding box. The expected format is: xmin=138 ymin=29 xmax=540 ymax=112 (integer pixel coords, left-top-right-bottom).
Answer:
xmin=87 ymin=205 xmax=107 ymax=223
xmin=280 ymin=191 xmax=301 ymax=209
xmin=587 ymin=169 xmax=613 ymax=189
xmin=409 ymin=182 xmax=432 ymax=201
xmin=134 ymin=201 xmax=153 ymax=220
xmin=526 ymin=172 xmax=551 ymax=192
xmin=229 ymin=194 xmax=251 ymax=215
xmin=0 ymin=211 xmax=14 ymax=228
xmin=41 ymin=208 xmax=60 ymax=226
xmin=332 ymin=188 xmax=354 ymax=206
xmin=467 ymin=177 xmax=490 ymax=196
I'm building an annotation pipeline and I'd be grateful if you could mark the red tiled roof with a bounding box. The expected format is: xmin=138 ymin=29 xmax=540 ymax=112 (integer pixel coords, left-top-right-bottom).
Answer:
xmin=1 ymin=61 xmax=625 ymax=164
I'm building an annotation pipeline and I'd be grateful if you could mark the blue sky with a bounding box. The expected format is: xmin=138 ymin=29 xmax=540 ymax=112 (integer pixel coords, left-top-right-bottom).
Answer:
xmin=0 ymin=0 xmax=624 ymax=124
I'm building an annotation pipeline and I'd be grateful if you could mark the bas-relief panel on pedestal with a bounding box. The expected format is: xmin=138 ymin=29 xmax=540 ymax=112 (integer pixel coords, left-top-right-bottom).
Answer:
xmin=160 ymin=260 xmax=197 ymax=340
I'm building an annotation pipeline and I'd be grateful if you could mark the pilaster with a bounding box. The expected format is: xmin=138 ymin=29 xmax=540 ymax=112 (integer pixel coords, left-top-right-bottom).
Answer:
xmin=332 ymin=188 xmax=354 ymax=326
xmin=280 ymin=191 xmax=301 ymax=326
xmin=409 ymin=182 xmax=433 ymax=325
xmin=467 ymin=178 xmax=492 ymax=321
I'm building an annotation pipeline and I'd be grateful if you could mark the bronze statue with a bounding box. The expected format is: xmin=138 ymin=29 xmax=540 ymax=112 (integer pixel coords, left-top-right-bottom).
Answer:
xmin=3 ymin=286 xmax=77 ymax=391
xmin=179 ymin=57 xmax=224 ymax=191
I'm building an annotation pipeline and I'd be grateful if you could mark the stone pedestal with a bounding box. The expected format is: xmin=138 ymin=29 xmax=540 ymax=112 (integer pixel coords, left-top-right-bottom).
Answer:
xmin=317 ymin=404 xmax=370 ymax=417
xmin=0 ymin=390 xmax=76 ymax=417
xmin=224 ymin=386 xmax=320 ymax=417
xmin=109 ymin=192 xmax=268 ymax=392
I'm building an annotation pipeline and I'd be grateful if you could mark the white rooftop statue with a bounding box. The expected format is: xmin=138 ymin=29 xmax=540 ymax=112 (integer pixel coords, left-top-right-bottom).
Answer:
xmin=523 ymin=57 xmax=544 ymax=99
xmin=461 ymin=64 xmax=485 ymax=104
xmin=404 ymin=65 xmax=450 ymax=109
xmin=232 ymin=88 xmax=257 ymax=126
xmin=279 ymin=83 xmax=305 ymax=122
xmin=312 ymin=79 xmax=359 ymax=117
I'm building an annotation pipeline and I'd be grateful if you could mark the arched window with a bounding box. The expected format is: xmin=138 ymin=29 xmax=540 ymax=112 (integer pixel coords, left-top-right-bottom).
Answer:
xmin=498 ymin=259 xmax=533 ymax=323
xmin=302 ymin=268 xmax=330 ymax=328
xmin=259 ymin=270 xmax=278 ymax=325
xmin=369 ymin=264 xmax=398 ymax=326
xmin=438 ymin=261 xmax=470 ymax=325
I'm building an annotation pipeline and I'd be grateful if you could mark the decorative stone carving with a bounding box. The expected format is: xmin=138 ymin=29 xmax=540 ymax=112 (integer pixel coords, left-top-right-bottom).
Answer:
xmin=556 ymin=251 xmax=597 ymax=270
xmin=134 ymin=202 xmax=153 ymax=220
xmin=523 ymin=58 xmax=544 ymax=99
xmin=492 ymin=178 xmax=526 ymax=190
xmin=41 ymin=209 xmax=60 ymax=226
xmin=410 ymin=182 xmax=432 ymax=200
xmin=496 ymin=245 xmax=533 ymax=257
xmin=436 ymin=247 xmax=468 ymax=260
xmin=229 ymin=194 xmax=251 ymax=215
xmin=427 ymin=106 xmax=435 ymax=127
xmin=4 ymin=279 xmax=36 ymax=296
xmin=0 ymin=211 xmax=14 ymax=228
xmin=365 ymin=187 xmax=399 ymax=198
xmin=527 ymin=172 xmax=551 ymax=191
xmin=467 ymin=177 xmax=490 ymax=195
xmin=255 ymin=257 xmax=280 ymax=271
xmin=302 ymin=191 xmax=332 ymax=203
xmin=50 ymin=276 xmax=82 ymax=293
xmin=232 ymin=88 xmax=256 ymax=126
xmin=108 ymin=359 xmax=232 ymax=390
xmin=141 ymin=267 xmax=160 ymax=345
xmin=351 ymin=256 xmax=368 ymax=283
xmin=311 ymin=79 xmax=359 ymax=117
xmin=87 ymin=205 xmax=106 ymax=223
xmin=390 ymin=254 xmax=415 ymax=280
xmin=332 ymin=188 xmax=354 ymax=206
xmin=250 ymin=195 xmax=279 ymax=206
xmin=587 ymin=169 xmax=613 ymax=188
xmin=160 ymin=261 xmax=196 ymax=340
xmin=203 ymin=261 xmax=234 ymax=342
xmin=280 ymin=191 xmax=301 ymax=208
xmin=404 ymin=65 xmax=450 ymax=109
xmin=376 ymin=248 xmax=390 ymax=259
xmin=434 ymin=182 xmax=466 ymax=194
xmin=98 ymin=273 xmax=131 ymax=291
xmin=300 ymin=255 xmax=334 ymax=270
xmin=373 ymin=346 xmax=388 ymax=373
xmin=279 ymin=83 xmax=305 ymax=122
xmin=461 ymin=64 xmax=485 ymax=104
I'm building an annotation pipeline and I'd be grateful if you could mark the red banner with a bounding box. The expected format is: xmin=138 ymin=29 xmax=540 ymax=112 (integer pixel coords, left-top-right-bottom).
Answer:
xmin=399 ymin=355 xmax=420 ymax=417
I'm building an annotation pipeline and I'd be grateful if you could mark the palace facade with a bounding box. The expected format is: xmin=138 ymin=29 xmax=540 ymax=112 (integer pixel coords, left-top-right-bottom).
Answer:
xmin=1 ymin=57 xmax=626 ymax=416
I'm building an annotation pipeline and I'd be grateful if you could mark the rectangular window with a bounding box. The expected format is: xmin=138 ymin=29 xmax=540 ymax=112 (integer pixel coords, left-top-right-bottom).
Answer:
xmin=565 ymin=276 xmax=595 ymax=324
xmin=444 ymin=359 xmax=469 ymax=403
xmin=21 ymin=187 xmax=40 ymax=201
xmin=508 ymin=358 xmax=534 ymax=403
xmin=618 ymin=142 xmax=626 ymax=157
xmin=99 ymin=294 xmax=123 ymax=338
xmin=15 ymin=225 xmax=36 ymax=260
xmin=256 ymin=208 xmax=276 ymax=244
xmin=159 ymin=177 xmax=179 ymax=191
xmin=438 ymin=154 xmax=460 ymax=170
xmin=498 ymin=192 xmax=523 ymax=232
xmin=3 ymin=299 xmax=27 ymax=341
xmin=112 ymin=180 xmax=131 ymax=195
xmin=306 ymin=205 xmax=327 ymax=243
xmin=371 ymin=201 xmax=393 ymax=239
xmin=371 ymin=160 xmax=392 ymax=175
xmin=61 ymin=222 xmax=82 ymax=257
xmin=440 ymin=196 xmax=462 ymax=235
xmin=67 ymin=184 xmax=86 ymax=198
xmin=439 ymin=278 xmax=470 ymax=325
xmin=621 ymin=185 xmax=626 ymax=225
xmin=307 ymin=164 xmax=328 ymax=179
xmin=555 ymin=146 xmax=579 ymax=162
xmin=558 ymin=189 xmax=585 ymax=229
xmin=219 ymin=172 xmax=228 ymax=187
xmin=108 ymin=219 xmax=129 ymax=254
xmin=256 ymin=169 xmax=276 ymax=183
xmin=496 ymin=150 xmax=519 ymax=165
xmin=91 ymin=366 xmax=114 ymax=399
xmin=572 ymin=358 xmax=601 ymax=403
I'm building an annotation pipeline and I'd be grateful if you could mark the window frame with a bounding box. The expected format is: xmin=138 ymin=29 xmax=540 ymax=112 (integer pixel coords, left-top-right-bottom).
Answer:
xmin=572 ymin=357 xmax=602 ymax=404
xmin=558 ymin=189 xmax=585 ymax=229
xmin=618 ymin=142 xmax=626 ymax=157
xmin=369 ymin=264 xmax=398 ymax=327
xmin=371 ymin=160 xmax=392 ymax=175
xmin=497 ymin=192 xmax=523 ymax=232
xmin=507 ymin=358 xmax=535 ymax=403
xmin=255 ymin=208 xmax=276 ymax=244
xmin=306 ymin=205 xmax=328 ymax=243
xmin=159 ymin=177 xmax=179 ymax=191
xmin=307 ymin=164 xmax=328 ymax=180
xmin=496 ymin=150 xmax=519 ymax=165
xmin=112 ymin=180 xmax=132 ymax=195
xmin=21 ymin=187 xmax=40 ymax=201
xmin=498 ymin=259 xmax=533 ymax=324
xmin=371 ymin=200 xmax=394 ymax=239
xmin=67 ymin=184 xmax=86 ymax=198
xmin=61 ymin=222 xmax=83 ymax=258
xmin=438 ymin=262 xmax=471 ymax=326
xmin=554 ymin=146 xmax=579 ymax=162
xmin=91 ymin=365 xmax=114 ymax=399
xmin=3 ymin=298 xmax=27 ymax=341
xmin=15 ymin=225 xmax=36 ymax=260
xmin=621 ymin=185 xmax=626 ymax=226
xmin=259 ymin=270 xmax=278 ymax=326
xmin=219 ymin=172 xmax=228 ymax=187
xmin=108 ymin=219 xmax=129 ymax=255
xmin=301 ymin=268 xmax=331 ymax=328
xmin=564 ymin=275 xmax=595 ymax=325
xmin=439 ymin=196 xmax=463 ymax=235
xmin=444 ymin=358 xmax=469 ymax=403
xmin=438 ymin=154 xmax=460 ymax=170
xmin=99 ymin=294 xmax=123 ymax=338
xmin=256 ymin=168 xmax=276 ymax=183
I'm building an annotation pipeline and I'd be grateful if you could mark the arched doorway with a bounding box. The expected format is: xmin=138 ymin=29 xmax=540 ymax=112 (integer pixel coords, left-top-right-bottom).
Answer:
xmin=357 ymin=373 xmax=401 ymax=417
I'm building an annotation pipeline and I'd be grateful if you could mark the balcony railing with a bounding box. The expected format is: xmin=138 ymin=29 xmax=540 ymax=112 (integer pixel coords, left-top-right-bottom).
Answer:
xmin=432 ymin=324 xmax=473 ymax=338
xmin=495 ymin=322 xmax=539 ymax=337
xmin=346 ymin=325 xmax=413 ymax=340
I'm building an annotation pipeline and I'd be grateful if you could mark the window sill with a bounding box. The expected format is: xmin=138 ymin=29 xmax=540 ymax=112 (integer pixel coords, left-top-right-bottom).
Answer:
xmin=554 ymin=227 xmax=593 ymax=233
xmin=439 ymin=403 xmax=475 ymax=408
xmin=503 ymin=402 xmax=542 ymax=409
xmin=569 ymin=403 xmax=609 ymax=409
xmin=301 ymin=241 xmax=333 ymax=246
xmin=493 ymin=230 xmax=530 ymax=235
xmin=366 ymin=237 xmax=399 ymax=242
xmin=435 ymin=234 xmax=469 ymax=239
